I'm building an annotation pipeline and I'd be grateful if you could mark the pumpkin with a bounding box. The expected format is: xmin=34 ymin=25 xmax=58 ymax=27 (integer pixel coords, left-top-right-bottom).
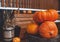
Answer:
xmin=47 ymin=9 xmax=59 ymax=21
xmin=27 ymin=23 xmax=38 ymax=34
xmin=33 ymin=12 xmax=41 ymax=23
xmin=13 ymin=37 xmax=21 ymax=42
xmin=39 ymin=21 xmax=58 ymax=39
xmin=33 ymin=9 xmax=59 ymax=23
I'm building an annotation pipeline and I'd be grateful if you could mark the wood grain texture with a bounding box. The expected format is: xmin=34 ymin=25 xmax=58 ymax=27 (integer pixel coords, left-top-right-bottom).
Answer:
xmin=14 ymin=14 xmax=33 ymax=18
xmin=5 ymin=0 xmax=8 ymax=7
xmin=13 ymin=0 xmax=16 ymax=7
xmin=16 ymin=0 xmax=19 ymax=7
xmin=10 ymin=0 xmax=13 ymax=7
xmin=15 ymin=18 xmax=33 ymax=22
xmin=16 ymin=21 xmax=32 ymax=25
xmin=1 ymin=0 xmax=59 ymax=9
xmin=39 ymin=0 xmax=59 ymax=9
xmin=1 ymin=0 xmax=4 ymax=7
xmin=14 ymin=13 xmax=34 ymax=28
xmin=19 ymin=0 xmax=59 ymax=9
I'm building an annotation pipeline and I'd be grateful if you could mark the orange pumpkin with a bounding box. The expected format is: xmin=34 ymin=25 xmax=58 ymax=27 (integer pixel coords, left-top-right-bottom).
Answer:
xmin=27 ymin=23 xmax=38 ymax=34
xmin=33 ymin=12 xmax=41 ymax=23
xmin=13 ymin=37 xmax=21 ymax=42
xmin=33 ymin=9 xmax=59 ymax=23
xmin=47 ymin=9 xmax=59 ymax=21
xmin=39 ymin=21 xmax=58 ymax=39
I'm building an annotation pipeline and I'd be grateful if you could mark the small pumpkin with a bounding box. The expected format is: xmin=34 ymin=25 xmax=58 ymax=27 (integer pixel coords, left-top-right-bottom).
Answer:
xmin=33 ymin=9 xmax=59 ymax=23
xmin=39 ymin=21 xmax=58 ymax=39
xmin=27 ymin=23 xmax=38 ymax=35
xmin=13 ymin=37 xmax=21 ymax=42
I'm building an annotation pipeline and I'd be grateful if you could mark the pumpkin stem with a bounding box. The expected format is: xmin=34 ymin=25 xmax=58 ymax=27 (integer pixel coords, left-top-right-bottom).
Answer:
xmin=49 ymin=31 xmax=54 ymax=38
xmin=49 ymin=32 xmax=52 ymax=36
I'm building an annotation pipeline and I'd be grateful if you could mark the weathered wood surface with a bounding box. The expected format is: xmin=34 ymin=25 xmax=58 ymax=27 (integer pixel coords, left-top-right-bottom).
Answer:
xmin=14 ymin=14 xmax=33 ymax=28
xmin=1 ymin=0 xmax=4 ymax=7
xmin=14 ymin=14 xmax=33 ymax=18
xmin=1 ymin=0 xmax=59 ymax=9
xmin=15 ymin=18 xmax=33 ymax=22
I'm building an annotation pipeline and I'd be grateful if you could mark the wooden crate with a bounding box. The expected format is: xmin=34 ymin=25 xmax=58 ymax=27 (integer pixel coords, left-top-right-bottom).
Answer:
xmin=14 ymin=13 xmax=34 ymax=39
xmin=14 ymin=14 xmax=33 ymax=28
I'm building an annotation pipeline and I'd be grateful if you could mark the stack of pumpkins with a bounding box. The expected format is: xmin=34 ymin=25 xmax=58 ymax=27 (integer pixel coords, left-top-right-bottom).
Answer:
xmin=27 ymin=9 xmax=59 ymax=39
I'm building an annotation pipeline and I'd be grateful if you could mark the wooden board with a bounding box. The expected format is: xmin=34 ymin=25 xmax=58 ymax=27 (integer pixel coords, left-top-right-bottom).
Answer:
xmin=15 ymin=18 xmax=33 ymax=22
xmin=14 ymin=14 xmax=34 ymax=28
xmin=14 ymin=14 xmax=33 ymax=18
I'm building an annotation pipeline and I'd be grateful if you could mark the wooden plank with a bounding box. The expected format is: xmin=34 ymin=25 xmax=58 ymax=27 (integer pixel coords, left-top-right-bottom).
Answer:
xmin=1 ymin=0 xmax=4 ymax=7
xmin=13 ymin=0 xmax=16 ymax=7
xmin=39 ymin=0 xmax=58 ymax=9
xmin=10 ymin=0 xmax=13 ymax=7
xmin=15 ymin=18 xmax=33 ymax=22
xmin=5 ymin=0 xmax=8 ymax=7
xmin=15 ymin=20 xmax=33 ymax=28
xmin=16 ymin=21 xmax=32 ymax=25
xmin=14 ymin=14 xmax=33 ymax=18
xmin=16 ymin=0 xmax=18 ymax=7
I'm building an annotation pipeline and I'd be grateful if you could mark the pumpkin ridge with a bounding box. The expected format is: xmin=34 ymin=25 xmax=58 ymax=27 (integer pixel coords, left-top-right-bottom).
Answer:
xmin=48 ymin=9 xmax=58 ymax=21
xmin=54 ymin=12 xmax=59 ymax=21
xmin=39 ymin=22 xmax=51 ymax=38
xmin=38 ymin=11 xmax=43 ymax=22
xmin=37 ymin=12 xmax=41 ymax=22
xmin=46 ymin=22 xmax=54 ymax=38
xmin=50 ymin=22 xmax=58 ymax=37
xmin=44 ymin=22 xmax=53 ymax=37
xmin=47 ymin=11 xmax=51 ymax=21
xmin=48 ymin=11 xmax=54 ymax=21
xmin=46 ymin=11 xmax=49 ymax=21
xmin=41 ymin=11 xmax=47 ymax=21
xmin=41 ymin=11 xmax=44 ymax=22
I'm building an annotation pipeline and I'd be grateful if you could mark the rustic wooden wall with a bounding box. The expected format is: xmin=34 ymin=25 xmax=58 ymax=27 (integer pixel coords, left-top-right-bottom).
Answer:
xmin=19 ymin=0 xmax=59 ymax=9
xmin=1 ymin=0 xmax=59 ymax=9
xmin=39 ymin=0 xmax=59 ymax=9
